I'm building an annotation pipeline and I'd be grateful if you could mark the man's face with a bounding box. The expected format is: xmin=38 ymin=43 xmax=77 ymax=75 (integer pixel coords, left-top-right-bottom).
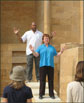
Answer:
xmin=31 ymin=23 xmax=37 ymax=31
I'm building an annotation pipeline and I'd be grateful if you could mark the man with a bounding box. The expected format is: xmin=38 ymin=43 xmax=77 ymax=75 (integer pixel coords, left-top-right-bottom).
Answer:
xmin=14 ymin=22 xmax=43 ymax=82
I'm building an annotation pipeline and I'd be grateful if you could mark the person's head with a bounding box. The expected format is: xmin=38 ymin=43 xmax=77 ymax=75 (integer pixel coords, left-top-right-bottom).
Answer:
xmin=75 ymin=61 xmax=84 ymax=82
xmin=42 ymin=34 xmax=50 ymax=45
xmin=31 ymin=22 xmax=37 ymax=32
xmin=9 ymin=66 xmax=26 ymax=89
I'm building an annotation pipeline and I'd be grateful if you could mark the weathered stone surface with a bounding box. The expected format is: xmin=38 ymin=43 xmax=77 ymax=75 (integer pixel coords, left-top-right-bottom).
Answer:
xmin=59 ymin=43 xmax=84 ymax=102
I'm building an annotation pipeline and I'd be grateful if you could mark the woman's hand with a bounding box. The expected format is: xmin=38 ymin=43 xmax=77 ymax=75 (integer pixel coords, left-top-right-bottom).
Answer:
xmin=29 ymin=45 xmax=39 ymax=57
xmin=57 ymin=45 xmax=66 ymax=56
xmin=29 ymin=45 xmax=34 ymax=51
xmin=61 ymin=45 xmax=66 ymax=53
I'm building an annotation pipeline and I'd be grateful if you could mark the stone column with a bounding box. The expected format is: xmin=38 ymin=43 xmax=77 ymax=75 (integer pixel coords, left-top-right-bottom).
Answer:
xmin=36 ymin=1 xmax=44 ymax=32
xmin=80 ymin=1 xmax=83 ymax=44
xmin=44 ymin=1 xmax=51 ymax=35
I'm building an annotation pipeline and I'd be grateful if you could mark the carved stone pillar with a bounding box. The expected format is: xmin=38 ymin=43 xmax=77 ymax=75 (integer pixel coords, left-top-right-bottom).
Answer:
xmin=80 ymin=1 xmax=83 ymax=44
xmin=44 ymin=1 xmax=51 ymax=35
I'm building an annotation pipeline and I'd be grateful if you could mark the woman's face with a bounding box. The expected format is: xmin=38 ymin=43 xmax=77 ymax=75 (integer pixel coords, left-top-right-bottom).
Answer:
xmin=43 ymin=36 xmax=49 ymax=44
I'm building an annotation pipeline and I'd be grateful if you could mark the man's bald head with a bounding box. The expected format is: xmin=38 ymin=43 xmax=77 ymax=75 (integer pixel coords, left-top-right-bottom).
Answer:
xmin=32 ymin=22 xmax=36 ymax=25
xmin=31 ymin=22 xmax=37 ymax=32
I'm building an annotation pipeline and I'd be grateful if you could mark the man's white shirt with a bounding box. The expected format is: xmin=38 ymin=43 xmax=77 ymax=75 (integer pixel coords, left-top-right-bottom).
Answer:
xmin=21 ymin=30 xmax=43 ymax=55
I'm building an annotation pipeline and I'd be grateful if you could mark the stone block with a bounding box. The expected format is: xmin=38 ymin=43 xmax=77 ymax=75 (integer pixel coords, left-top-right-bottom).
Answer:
xmin=12 ymin=56 xmax=26 ymax=63
xmin=59 ymin=43 xmax=84 ymax=101
xmin=1 ymin=57 xmax=12 ymax=64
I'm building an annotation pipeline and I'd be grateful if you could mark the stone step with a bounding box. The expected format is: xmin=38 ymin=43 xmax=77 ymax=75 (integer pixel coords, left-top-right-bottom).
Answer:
xmin=34 ymin=95 xmax=61 ymax=102
xmin=27 ymin=82 xmax=48 ymax=89
xmin=27 ymin=82 xmax=62 ymax=102
xmin=31 ymin=88 xmax=57 ymax=95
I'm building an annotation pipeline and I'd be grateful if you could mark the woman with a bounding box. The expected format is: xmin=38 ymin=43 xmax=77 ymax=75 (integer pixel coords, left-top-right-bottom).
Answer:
xmin=29 ymin=34 xmax=65 ymax=99
xmin=1 ymin=66 xmax=33 ymax=103
xmin=67 ymin=61 xmax=84 ymax=102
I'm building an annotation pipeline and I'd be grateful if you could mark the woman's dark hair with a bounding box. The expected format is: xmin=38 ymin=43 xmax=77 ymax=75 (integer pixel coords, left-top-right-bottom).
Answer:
xmin=75 ymin=61 xmax=84 ymax=82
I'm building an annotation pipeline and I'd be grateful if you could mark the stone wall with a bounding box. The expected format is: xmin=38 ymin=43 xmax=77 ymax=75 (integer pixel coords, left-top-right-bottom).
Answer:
xmin=1 ymin=1 xmax=36 ymax=43
xmin=1 ymin=44 xmax=12 ymax=96
xmin=1 ymin=1 xmax=82 ymax=44
xmin=59 ymin=43 xmax=84 ymax=101
xmin=50 ymin=1 xmax=80 ymax=45
xmin=1 ymin=44 xmax=26 ymax=96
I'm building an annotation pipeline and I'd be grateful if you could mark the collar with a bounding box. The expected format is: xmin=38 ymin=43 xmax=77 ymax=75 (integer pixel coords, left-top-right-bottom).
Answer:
xmin=31 ymin=29 xmax=38 ymax=33
xmin=43 ymin=44 xmax=50 ymax=47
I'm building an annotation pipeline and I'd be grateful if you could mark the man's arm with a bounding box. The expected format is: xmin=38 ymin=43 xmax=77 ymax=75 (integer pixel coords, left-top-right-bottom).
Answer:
xmin=50 ymin=31 xmax=56 ymax=40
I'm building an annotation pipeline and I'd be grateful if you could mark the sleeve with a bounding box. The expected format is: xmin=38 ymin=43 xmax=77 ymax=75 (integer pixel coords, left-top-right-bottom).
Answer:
xmin=21 ymin=32 xmax=28 ymax=42
xmin=35 ymin=46 xmax=41 ymax=54
xmin=26 ymin=88 xmax=33 ymax=99
xmin=67 ymin=83 xmax=73 ymax=102
xmin=53 ymin=47 xmax=58 ymax=56
xmin=3 ymin=87 xmax=8 ymax=98
xmin=41 ymin=32 xmax=43 ymax=36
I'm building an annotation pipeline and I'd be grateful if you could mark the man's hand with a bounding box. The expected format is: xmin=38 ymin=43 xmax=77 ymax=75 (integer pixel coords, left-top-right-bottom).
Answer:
xmin=29 ymin=45 xmax=34 ymax=51
xmin=51 ymin=31 xmax=56 ymax=37
xmin=13 ymin=27 xmax=20 ymax=35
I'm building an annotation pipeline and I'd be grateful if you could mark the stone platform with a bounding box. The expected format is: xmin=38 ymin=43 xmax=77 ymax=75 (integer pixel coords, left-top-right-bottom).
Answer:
xmin=26 ymin=82 xmax=61 ymax=102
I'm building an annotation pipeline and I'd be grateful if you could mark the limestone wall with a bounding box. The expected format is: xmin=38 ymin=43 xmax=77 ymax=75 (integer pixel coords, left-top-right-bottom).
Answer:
xmin=59 ymin=43 xmax=84 ymax=101
xmin=1 ymin=1 xmax=82 ymax=44
xmin=1 ymin=1 xmax=36 ymax=43
xmin=50 ymin=1 xmax=80 ymax=45
xmin=1 ymin=44 xmax=26 ymax=95
xmin=1 ymin=44 xmax=12 ymax=96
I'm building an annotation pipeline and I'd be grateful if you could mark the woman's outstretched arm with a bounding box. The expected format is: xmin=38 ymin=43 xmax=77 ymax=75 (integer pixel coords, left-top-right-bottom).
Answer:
xmin=57 ymin=46 xmax=66 ymax=56
xmin=29 ymin=45 xmax=39 ymax=57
